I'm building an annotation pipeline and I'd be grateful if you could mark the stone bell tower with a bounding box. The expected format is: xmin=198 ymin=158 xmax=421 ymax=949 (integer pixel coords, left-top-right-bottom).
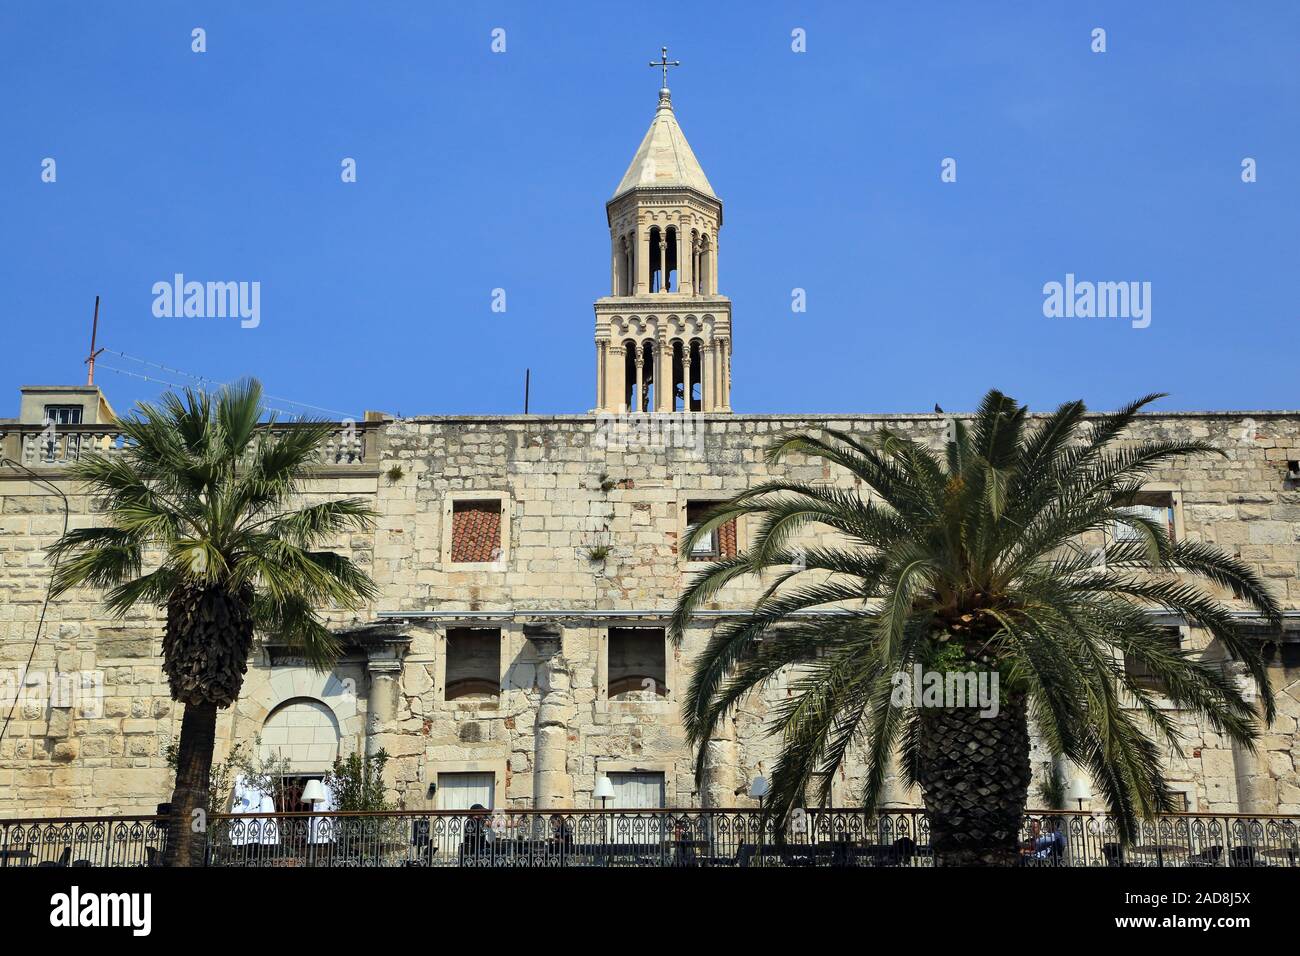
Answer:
xmin=593 ymin=49 xmax=733 ymax=413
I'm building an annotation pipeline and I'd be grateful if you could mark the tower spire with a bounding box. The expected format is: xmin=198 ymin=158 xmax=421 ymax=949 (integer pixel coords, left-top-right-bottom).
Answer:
xmin=648 ymin=46 xmax=680 ymax=92
xmin=594 ymin=69 xmax=732 ymax=415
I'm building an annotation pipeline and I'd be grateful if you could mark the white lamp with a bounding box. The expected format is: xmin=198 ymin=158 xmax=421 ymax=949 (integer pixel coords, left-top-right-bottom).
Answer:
xmin=749 ymin=774 xmax=770 ymax=802
xmin=1067 ymin=776 xmax=1092 ymax=812
xmin=593 ymin=775 xmax=615 ymax=809
xmin=299 ymin=778 xmax=328 ymax=866
xmin=301 ymin=779 xmax=327 ymax=805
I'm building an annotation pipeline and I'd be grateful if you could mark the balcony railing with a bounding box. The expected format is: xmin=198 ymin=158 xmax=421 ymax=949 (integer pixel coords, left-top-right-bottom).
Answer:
xmin=1 ymin=809 xmax=1297 ymax=868
xmin=0 ymin=421 xmax=376 ymax=468
xmin=0 ymin=815 xmax=165 ymax=868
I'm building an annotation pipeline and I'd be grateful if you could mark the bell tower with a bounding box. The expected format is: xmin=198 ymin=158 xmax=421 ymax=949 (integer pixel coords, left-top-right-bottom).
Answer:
xmin=593 ymin=49 xmax=732 ymax=414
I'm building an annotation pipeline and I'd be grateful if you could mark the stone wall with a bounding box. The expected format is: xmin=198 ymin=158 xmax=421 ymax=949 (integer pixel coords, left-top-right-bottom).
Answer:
xmin=2 ymin=411 xmax=1298 ymax=818
xmin=0 ymin=473 xmax=377 ymax=816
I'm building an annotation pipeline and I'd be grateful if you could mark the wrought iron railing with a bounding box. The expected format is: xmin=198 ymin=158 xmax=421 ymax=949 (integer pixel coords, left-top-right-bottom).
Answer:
xmin=0 ymin=815 xmax=165 ymax=868
xmin=1 ymin=809 xmax=1296 ymax=867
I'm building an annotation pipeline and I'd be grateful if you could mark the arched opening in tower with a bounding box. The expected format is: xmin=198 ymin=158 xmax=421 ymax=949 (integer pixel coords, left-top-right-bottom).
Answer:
xmin=623 ymin=341 xmax=637 ymax=411
xmin=648 ymin=226 xmax=661 ymax=292
xmin=648 ymin=226 xmax=680 ymax=293
xmin=616 ymin=234 xmax=631 ymax=296
xmin=672 ymin=340 xmax=685 ymax=411
xmin=696 ymin=235 xmax=710 ymax=295
xmin=641 ymin=340 xmax=656 ymax=411
xmin=689 ymin=339 xmax=703 ymax=411
xmin=666 ymin=226 xmax=678 ymax=292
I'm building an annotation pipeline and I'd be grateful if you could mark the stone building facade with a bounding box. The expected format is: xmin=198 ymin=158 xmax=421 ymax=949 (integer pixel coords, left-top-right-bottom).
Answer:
xmin=1 ymin=82 xmax=1298 ymax=820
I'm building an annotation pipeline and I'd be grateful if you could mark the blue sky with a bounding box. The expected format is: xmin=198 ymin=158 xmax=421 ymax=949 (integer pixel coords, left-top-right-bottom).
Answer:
xmin=2 ymin=1 xmax=1297 ymax=419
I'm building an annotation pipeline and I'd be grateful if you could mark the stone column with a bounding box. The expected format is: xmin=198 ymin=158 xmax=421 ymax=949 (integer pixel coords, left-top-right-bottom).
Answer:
xmin=717 ymin=343 xmax=728 ymax=408
xmin=659 ymin=232 xmax=668 ymax=292
xmin=365 ymin=659 xmax=402 ymax=759
xmin=595 ymin=340 xmax=606 ymax=410
xmin=534 ymin=654 xmax=575 ymax=809
xmin=701 ymin=714 xmax=741 ymax=807
xmin=682 ymin=345 xmax=693 ymax=412
xmin=721 ymin=341 xmax=730 ymax=408
xmin=880 ymin=767 xmax=907 ymax=809
xmin=634 ymin=349 xmax=645 ymax=413
xmin=681 ymin=231 xmax=694 ymax=294
xmin=1228 ymin=662 xmax=1275 ymax=812
xmin=721 ymin=338 xmax=731 ymax=409
xmin=636 ymin=225 xmax=650 ymax=294
xmin=608 ymin=341 xmax=625 ymax=412
xmin=710 ymin=234 xmax=719 ymax=293
xmin=648 ymin=338 xmax=659 ymax=413
xmin=656 ymin=333 xmax=670 ymax=412
xmin=702 ymin=342 xmax=716 ymax=411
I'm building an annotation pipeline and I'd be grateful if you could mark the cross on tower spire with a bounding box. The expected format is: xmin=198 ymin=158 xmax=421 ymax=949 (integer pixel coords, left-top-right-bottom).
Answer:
xmin=648 ymin=46 xmax=680 ymax=91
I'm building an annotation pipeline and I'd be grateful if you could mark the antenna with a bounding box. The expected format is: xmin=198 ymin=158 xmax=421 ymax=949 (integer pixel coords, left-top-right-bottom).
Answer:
xmin=524 ymin=368 xmax=531 ymax=414
xmin=84 ymin=295 xmax=105 ymax=385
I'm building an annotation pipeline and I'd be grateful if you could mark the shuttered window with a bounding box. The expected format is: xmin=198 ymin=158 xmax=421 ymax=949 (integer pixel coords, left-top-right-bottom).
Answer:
xmin=609 ymin=772 xmax=665 ymax=809
xmin=607 ymin=772 xmax=667 ymax=845
xmin=1124 ymin=628 xmax=1181 ymax=694
xmin=686 ymin=501 xmax=736 ymax=561
xmin=1114 ymin=493 xmax=1176 ymax=543
xmin=437 ymin=772 xmax=495 ymax=810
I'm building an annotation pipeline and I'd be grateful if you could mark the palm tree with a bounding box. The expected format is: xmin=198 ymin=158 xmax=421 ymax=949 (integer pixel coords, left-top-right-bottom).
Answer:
xmin=49 ymin=380 xmax=377 ymax=865
xmin=670 ymin=391 xmax=1280 ymax=866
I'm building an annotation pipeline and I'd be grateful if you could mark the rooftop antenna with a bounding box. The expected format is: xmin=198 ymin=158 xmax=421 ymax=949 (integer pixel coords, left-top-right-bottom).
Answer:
xmin=524 ymin=368 xmax=531 ymax=414
xmin=84 ymin=295 xmax=105 ymax=385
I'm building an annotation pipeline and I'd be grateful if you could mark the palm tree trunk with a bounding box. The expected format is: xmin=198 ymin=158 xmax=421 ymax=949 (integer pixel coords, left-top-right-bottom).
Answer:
xmin=917 ymin=693 xmax=1032 ymax=866
xmin=162 ymin=700 xmax=218 ymax=866
xmin=159 ymin=584 xmax=254 ymax=866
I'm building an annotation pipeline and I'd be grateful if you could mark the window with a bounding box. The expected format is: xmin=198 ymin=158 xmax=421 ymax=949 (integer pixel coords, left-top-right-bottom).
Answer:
xmin=437 ymin=772 xmax=495 ymax=810
xmin=436 ymin=771 xmax=497 ymax=858
xmin=1170 ymin=791 xmax=1190 ymax=813
xmin=1262 ymin=641 xmax=1300 ymax=671
xmin=43 ymin=405 xmax=82 ymax=425
xmin=1124 ymin=628 xmax=1181 ymax=694
xmin=266 ymin=775 xmax=316 ymax=813
xmin=450 ymin=499 xmax=503 ymax=563
xmin=1114 ymin=492 xmax=1176 ymax=543
xmin=445 ymin=628 xmax=501 ymax=701
xmin=685 ymin=501 xmax=736 ymax=561
xmin=605 ymin=770 xmax=668 ymax=845
xmin=607 ymin=627 xmax=667 ymax=699
xmin=608 ymin=771 xmax=665 ymax=809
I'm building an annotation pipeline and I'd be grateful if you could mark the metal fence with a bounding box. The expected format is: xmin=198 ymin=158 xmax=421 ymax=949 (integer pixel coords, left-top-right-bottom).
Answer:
xmin=0 ymin=815 xmax=165 ymax=868
xmin=2 ymin=809 xmax=1297 ymax=868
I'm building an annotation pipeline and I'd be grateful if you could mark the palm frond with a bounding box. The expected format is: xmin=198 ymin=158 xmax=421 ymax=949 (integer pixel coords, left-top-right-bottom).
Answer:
xmin=670 ymin=388 xmax=1276 ymax=843
xmin=47 ymin=379 xmax=377 ymax=686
